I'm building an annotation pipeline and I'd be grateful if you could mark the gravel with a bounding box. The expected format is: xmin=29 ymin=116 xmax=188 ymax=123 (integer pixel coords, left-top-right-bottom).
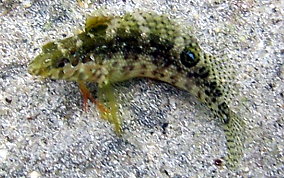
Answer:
xmin=0 ymin=0 xmax=283 ymax=177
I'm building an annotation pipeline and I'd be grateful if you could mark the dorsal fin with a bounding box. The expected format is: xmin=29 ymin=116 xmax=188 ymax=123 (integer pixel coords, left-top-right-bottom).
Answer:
xmin=85 ymin=15 xmax=113 ymax=32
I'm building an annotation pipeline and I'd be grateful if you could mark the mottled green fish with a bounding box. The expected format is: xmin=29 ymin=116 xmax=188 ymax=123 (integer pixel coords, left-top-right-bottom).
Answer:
xmin=28 ymin=11 xmax=245 ymax=169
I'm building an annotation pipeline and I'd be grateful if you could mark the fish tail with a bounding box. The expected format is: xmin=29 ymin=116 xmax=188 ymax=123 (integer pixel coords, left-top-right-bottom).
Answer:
xmin=223 ymin=110 xmax=245 ymax=169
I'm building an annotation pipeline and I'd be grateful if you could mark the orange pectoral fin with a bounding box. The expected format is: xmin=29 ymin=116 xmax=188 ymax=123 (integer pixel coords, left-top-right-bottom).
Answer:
xmin=77 ymin=82 xmax=122 ymax=135
xmin=78 ymin=82 xmax=109 ymax=115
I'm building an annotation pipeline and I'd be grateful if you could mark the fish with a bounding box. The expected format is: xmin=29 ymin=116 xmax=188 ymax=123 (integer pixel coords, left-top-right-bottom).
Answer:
xmin=28 ymin=10 xmax=245 ymax=169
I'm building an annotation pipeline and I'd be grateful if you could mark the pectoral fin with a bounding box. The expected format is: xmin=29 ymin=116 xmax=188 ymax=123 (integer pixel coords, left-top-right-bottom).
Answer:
xmin=97 ymin=84 xmax=122 ymax=135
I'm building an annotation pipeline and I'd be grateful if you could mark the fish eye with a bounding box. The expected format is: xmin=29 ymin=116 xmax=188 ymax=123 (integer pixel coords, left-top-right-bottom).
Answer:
xmin=55 ymin=58 xmax=70 ymax=68
xmin=180 ymin=49 xmax=199 ymax=68
xmin=87 ymin=24 xmax=108 ymax=33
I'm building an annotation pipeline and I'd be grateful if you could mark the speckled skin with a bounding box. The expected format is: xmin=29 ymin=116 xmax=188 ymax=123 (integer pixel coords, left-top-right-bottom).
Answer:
xmin=28 ymin=11 xmax=245 ymax=169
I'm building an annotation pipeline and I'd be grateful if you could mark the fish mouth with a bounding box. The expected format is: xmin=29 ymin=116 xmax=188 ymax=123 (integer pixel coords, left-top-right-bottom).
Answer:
xmin=28 ymin=62 xmax=50 ymax=77
xmin=28 ymin=65 xmax=37 ymax=75
xmin=28 ymin=63 xmax=41 ymax=76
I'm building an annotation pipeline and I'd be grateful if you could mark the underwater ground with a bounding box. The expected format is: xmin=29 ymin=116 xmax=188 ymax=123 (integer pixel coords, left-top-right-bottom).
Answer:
xmin=0 ymin=0 xmax=283 ymax=177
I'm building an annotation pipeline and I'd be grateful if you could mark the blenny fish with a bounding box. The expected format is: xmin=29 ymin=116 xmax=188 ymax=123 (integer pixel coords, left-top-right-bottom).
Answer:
xmin=28 ymin=10 xmax=245 ymax=169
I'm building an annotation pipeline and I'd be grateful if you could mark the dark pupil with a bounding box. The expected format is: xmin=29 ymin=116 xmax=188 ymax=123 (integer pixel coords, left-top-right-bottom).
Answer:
xmin=88 ymin=24 xmax=108 ymax=33
xmin=56 ymin=58 xmax=70 ymax=68
xmin=180 ymin=50 xmax=198 ymax=68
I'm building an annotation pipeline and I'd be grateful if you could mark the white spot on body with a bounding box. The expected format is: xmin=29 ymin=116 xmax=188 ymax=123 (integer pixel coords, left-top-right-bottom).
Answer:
xmin=78 ymin=64 xmax=86 ymax=74
xmin=44 ymin=58 xmax=52 ymax=63
xmin=76 ymin=39 xmax=83 ymax=48
xmin=105 ymin=18 xmax=120 ymax=39
xmin=55 ymin=41 xmax=68 ymax=55
xmin=133 ymin=12 xmax=145 ymax=23
xmin=133 ymin=12 xmax=150 ymax=36
xmin=87 ymin=32 xmax=95 ymax=38
xmin=139 ymin=26 xmax=150 ymax=36
xmin=173 ymin=36 xmax=185 ymax=52
xmin=148 ymin=22 xmax=155 ymax=28
xmin=90 ymin=53 xmax=95 ymax=61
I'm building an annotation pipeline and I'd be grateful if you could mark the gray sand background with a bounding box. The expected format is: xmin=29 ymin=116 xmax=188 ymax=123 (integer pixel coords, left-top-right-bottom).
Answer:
xmin=0 ymin=0 xmax=283 ymax=177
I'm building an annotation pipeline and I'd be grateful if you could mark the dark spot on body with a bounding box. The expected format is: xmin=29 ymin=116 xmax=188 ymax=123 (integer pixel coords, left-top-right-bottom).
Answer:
xmin=213 ymin=89 xmax=222 ymax=97
xmin=133 ymin=54 xmax=139 ymax=60
xmin=71 ymin=58 xmax=79 ymax=66
xmin=171 ymin=81 xmax=177 ymax=85
xmin=160 ymin=73 xmax=165 ymax=78
xmin=205 ymin=89 xmax=211 ymax=96
xmin=194 ymin=79 xmax=202 ymax=86
xmin=141 ymin=64 xmax=147 ymax=69
xmin=124 ymin=52 xmax=138 ymax=60
xmin=140 ymin=71 xmax=146 ymax=76
xmin=198 ymin=67 xmax=209 ymax=78
xmin=96 ymin=73 xmax=102 ymax=80
xmin=129 ymin=65 xmax=135 ymax=71
xmin=90 ymin=34 xmax=175 ymax=69
xmin=218 ymin=102 xmax=230 ymax=123
xmin=210 ymin=81 xmax=217 ymax=88
xmin=55 ymin=58 xmax=70 ymax=68
xmin=149 ymin=38 xmax=174 ymax=66
xmin=115 ymin=36 xmax=143 ymax=55
xmin=187 ymin=72 xmax=197 ymax=78
xmin=170 ymin=75 xmax=176 ymax=80
xmin=112 ymin=61 xmax=118 ymax=67
xmin=150 ymin=40 xmax=173 ymax=58
xmin=163 ymin=58 xmax=174 ymax=68
xmin=123 ymin=65 xmax=135 ymax=72
xmin=187 ymin=69 xmax=209 ymax=78
xmin=197 ymin=91 xmax=202 ymax=99
xmin=58 ymin=70 xmax=64 ymax=78
xmin=70 ymin=49 xmax=76 ymax=55
xmin=205 ymin=97 xmax=210 ymax=103
xmin=123 ymin=53 xmax=130 ymax=60
xmin=82 ymin=56 xmax=92 ymax=63
xmin=152 ymin=70 xmax=159 ymax=76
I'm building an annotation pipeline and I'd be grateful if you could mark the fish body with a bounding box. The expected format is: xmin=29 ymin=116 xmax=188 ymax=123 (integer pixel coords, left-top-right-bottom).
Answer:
xmin=28 ymin=11 xmax=245 ymax=169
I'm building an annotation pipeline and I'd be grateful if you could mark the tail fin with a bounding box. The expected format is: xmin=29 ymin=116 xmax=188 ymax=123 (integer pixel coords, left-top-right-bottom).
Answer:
xmin=223 ymin=110 xmax=245 ymax=169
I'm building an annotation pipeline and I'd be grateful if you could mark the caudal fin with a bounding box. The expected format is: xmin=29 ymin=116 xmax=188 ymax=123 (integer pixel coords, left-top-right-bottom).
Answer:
xmin=223 ymin=110 xmax=245 ymax=169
